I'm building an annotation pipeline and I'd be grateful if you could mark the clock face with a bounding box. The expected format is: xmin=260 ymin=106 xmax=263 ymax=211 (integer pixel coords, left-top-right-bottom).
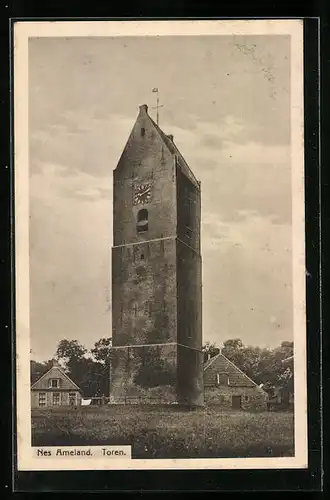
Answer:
xmin=133 ymin=183 xmax=152 ymax=205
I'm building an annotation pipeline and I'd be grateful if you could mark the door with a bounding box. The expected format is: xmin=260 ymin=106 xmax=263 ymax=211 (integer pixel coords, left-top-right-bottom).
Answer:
xmin=69 ymin=392 xmax=77 ymax=406
xmin=232 ymin=395 xmax=242 ymax=409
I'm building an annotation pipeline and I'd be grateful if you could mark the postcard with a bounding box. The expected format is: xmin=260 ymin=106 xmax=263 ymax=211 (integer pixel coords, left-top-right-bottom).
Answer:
xmin=13 ymin=19 xmax=307 ymax=471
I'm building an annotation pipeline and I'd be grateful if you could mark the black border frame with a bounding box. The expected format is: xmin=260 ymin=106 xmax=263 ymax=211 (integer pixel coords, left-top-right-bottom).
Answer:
xmin=2 ymin=10 xmax=323 ymax=493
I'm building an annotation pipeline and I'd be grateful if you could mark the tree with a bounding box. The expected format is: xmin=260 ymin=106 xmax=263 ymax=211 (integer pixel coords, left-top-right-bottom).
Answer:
xmin=75 ymin=357 xmax=108 ymax=398
xmin=91 ymin=337 xmax=112 ymax=364
xmin=202 ymin=341 xmax=220 ymax=362
xmin=221 ymin=338 xmax=245 ymax=368
xmin=55 ymin=339 xmax=89 ymax=388
xmin=30 ymin=359 xmax=53 ymax=384
xmin=239 ymin=345 xmax=262 ymax=383
xmin=91 ymin=337 xmax=113 ymax=397
xmin=56 ymin=339 xmax=87 ymax=366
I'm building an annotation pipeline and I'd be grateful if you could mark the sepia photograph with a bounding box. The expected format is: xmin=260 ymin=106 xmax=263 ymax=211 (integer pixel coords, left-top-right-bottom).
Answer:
xmin=14 ymin=20 xmax=307 ymax=471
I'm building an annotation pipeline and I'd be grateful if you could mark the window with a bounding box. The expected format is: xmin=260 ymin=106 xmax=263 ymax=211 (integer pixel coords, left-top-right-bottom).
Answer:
xmin=49 ymin=378 xmax=60 ymax=388
xmin=52 ymin=392 xmax=60 ymax=406
xmin=38 ymin=392 xmax=46 ymax=407
xmin=137 ymin=209 xmax=148 ymax=233
xmin=141 ymin=127 xmax=145 ymax=137
xmin=244 ymin=395 xmax=249 ymax=402
xmin=69 ymin=393 xmax=76 ymax=405
xmin=216 ymin=373 xmax=229 ymax=386
xmin=140 ymin=253 xmax=145 ymax=260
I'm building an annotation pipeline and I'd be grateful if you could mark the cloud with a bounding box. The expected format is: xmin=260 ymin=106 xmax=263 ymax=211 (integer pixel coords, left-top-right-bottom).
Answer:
xmin=202 ymin=210 xmax=291 ymax=264
xmin=30 ymin=161 xmax=113 ymax=203
xmin=163 ymin=116 xmax=291 ymax=225
xmin=30 ymin=111 xmax=135 ymax=178
xmin=29 ymin=163 xmax=112 ymax=360
xmin=201 ymin=211 xmax=292 ymax=347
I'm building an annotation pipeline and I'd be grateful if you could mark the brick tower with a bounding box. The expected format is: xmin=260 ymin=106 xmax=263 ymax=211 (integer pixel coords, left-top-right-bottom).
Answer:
xmin=110 ymin=104 xmax=203 ymax=406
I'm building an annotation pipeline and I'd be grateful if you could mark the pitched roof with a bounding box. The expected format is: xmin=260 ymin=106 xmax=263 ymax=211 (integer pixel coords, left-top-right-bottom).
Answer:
xmin=31 ymin=365 xmax=81 ymax=392
xmin=204 ymin=353 xmax=261 ymax=388
xmin=117 ymin=104 xmax=200 ymax=189
xmin=148 ymin=113 xmax=200 ymax=189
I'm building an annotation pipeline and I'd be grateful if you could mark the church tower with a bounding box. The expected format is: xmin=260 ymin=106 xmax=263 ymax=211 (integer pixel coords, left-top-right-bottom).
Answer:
xmin=110 ymin=104 xmax=203 ymax=406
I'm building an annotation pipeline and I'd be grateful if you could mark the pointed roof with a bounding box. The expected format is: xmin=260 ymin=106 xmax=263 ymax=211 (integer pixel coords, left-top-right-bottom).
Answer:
xmin=117 ymin=104 xmax=200 ymax=189
xmin=147 ymin=111 xmax=200 ymax=189
xmin=204 ymin=353 xmax=263 ymax=389
xmin=31 ymin=362 xmax=81 ymax=392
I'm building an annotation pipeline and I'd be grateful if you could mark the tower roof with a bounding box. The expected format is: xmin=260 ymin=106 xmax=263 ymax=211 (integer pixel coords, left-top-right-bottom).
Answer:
xmin=135 ymin=104 xmax=200 ymax=189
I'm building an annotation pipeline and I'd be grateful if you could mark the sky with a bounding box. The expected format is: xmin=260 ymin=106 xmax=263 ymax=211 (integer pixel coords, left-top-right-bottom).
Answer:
xmin=29 ymin=35 xmax=292 ymax=361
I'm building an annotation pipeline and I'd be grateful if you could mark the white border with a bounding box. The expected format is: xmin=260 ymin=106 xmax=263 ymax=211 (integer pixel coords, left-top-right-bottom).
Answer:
xmin=14 ymin=19 xmax=307 ymax=471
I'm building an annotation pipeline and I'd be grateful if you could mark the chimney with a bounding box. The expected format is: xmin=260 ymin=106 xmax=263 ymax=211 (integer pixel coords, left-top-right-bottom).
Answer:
xmin=207 ymin=353 xmax=211 ymax=361
xmin=139 ymin=104 xmax=148 ymax=114
xmin=52 ymin=359 xmax=60 ymax=368
xmin=167 ymin=134 xmax=174 ymax=142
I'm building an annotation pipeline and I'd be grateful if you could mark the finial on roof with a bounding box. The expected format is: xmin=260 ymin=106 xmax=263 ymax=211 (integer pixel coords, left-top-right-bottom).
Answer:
xmin=139 ymin=104 xmax=148 ymax=114
xmin=167 ymin=134 xmax=174 ymax=142
xmin=52 ymin=359 xmax=60 ymax=367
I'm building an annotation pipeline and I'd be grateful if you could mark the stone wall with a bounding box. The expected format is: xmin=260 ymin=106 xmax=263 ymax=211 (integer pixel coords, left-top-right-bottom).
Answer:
xmin=177 ymin=345 xmax=204 ymax=406
xmin=110 ymin=343 xmax=178 ymax=404
xmin=177 ymin=239 xmax=202 ymax=350
xmin=204 ymin=385 xmax=268 ymax=411
xmin=112 ymin=238 xmax=177 ymax=346
xmin=113 ymin=106 xmax=176 ymax=247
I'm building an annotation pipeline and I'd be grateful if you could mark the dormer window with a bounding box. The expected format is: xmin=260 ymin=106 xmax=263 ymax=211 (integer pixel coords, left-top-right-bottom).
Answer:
xmin=137 ymin=209 xmax=148 ymax=233
xmin=49 ymin=378 xmax=60 ymax=388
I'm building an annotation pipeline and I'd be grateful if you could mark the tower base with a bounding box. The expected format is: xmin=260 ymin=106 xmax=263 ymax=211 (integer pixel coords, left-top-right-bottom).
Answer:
xmin=109 ymin=343 xmax=204 ymax=406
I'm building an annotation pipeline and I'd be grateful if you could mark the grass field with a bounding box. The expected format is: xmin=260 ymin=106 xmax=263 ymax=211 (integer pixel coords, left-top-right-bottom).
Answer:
xmin=31 ymin=406 xmax=294 ymax=459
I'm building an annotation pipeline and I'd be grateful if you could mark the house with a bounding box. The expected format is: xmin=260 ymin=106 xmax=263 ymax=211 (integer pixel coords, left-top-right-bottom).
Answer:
xmin=203 ymin=353 xmax=267 ymax=410
xmin=31 ymin=360 xmax=82 ymax=408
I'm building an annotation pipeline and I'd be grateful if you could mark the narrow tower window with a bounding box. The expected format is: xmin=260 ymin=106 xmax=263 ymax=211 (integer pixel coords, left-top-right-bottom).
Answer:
xmin=141 ymin=127 xmax=145 ymax=137
xmin=137 ymin=209 xmax=148 ymax=233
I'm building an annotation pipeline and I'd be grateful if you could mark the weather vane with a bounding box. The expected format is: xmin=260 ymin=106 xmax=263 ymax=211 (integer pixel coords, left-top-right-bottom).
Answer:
xmin=152 ymin=88 xmax=164 ymax=126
